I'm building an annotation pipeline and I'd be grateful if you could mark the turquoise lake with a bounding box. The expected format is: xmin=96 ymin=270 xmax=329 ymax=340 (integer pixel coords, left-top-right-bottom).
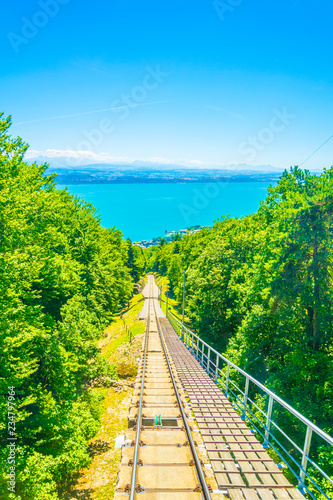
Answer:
xmin=57 ymin=182 xmax=276 ymax=241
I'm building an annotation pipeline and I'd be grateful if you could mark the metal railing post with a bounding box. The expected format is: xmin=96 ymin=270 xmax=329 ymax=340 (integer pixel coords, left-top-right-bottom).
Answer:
xmin=215 ymin=355 xmax=219 ymax=382
xmin=263 ymin=395 xmax=274 ymax=448
xmin=298 ymin=426 xmax=313 ymax=492
xmin=207 ymin=347 xmax=211 ymax=374
xmin=242 ymin=377 xmax=250 ymax=420
xmin=225 ymin=363 xmax=230 ymax=397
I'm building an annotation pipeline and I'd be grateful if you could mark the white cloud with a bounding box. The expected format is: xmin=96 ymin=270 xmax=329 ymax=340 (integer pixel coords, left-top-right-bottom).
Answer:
xmin=25 ymin=148 xmax=133 ymax=163
xmin=25 ymin=149 xmax=207 ymax=167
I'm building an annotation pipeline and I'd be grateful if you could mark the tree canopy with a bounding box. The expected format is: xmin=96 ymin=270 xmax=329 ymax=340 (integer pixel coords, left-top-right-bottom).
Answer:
xmin=0 ymin=113 xmax=134 ymax=499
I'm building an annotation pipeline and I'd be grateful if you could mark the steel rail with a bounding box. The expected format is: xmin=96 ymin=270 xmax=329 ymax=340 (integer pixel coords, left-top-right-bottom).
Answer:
xmin=154 ymin=300 xmax=212 ymax=500
xmin=129 ymin=288 xmax=151 ymax=498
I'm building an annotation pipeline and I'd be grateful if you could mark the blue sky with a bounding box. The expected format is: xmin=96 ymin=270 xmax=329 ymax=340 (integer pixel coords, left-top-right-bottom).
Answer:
xmin=1 ymin=0 xmax=332 ymax=169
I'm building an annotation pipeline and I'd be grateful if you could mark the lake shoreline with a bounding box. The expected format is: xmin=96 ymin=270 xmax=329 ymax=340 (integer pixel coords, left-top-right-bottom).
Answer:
xmin=57 ymin=182 xmax=277 ymax=241
xmin=54 ymin=176 xmax=281 ymax=185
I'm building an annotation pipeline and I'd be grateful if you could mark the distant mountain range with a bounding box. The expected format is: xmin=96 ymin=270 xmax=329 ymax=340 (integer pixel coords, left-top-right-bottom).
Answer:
xmin=27 ymin=155 xmax=288 ymax=184
xmin=30 ymin=155 xmax=283 ymax=172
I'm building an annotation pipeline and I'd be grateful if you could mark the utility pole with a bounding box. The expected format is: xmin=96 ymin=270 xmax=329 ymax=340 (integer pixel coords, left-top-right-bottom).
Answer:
xmin=182 ymin=271 xmax=185 ymax=341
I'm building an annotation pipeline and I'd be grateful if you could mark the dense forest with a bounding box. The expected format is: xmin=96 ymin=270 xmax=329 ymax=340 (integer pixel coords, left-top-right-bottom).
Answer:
xmin=0 ymin=113 xmax=145 ymax=499
xmin=148 ymin=166 xmax=333 ymax=491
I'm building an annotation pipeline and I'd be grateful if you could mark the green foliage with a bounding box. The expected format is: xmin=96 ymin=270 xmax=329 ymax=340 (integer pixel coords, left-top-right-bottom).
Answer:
xmin=126 ymin=238 xmax=146 ymax=282
xmin=20 ymin=453 xmax=58 ymax=500
xmin=309 ymin=446 xmax=333 ymax=498
xmin=0 ymin=113 xmax=133 ymax=499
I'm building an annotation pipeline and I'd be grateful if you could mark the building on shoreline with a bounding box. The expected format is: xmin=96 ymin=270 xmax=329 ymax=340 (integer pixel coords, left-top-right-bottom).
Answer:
xmin=133 ymin=225 xmax=210 ymax=248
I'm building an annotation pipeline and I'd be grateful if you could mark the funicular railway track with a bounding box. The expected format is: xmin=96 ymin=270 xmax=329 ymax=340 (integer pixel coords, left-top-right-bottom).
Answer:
xmin=115 ymin=276 xmax=215 ymax=499
xmin=114 ymin=276 xmax=306 ymax=500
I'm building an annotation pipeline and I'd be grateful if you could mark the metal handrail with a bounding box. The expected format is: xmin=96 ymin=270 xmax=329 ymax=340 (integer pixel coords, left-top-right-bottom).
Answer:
xmin=165 ymin=307 xmax=333 ymax=498
xmin=168 ymin=310 xmax=333 ymax=446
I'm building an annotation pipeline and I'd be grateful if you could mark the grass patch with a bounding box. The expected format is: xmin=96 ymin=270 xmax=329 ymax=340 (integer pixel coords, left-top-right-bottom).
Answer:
xmin=100 ymin=291 xmax=145 ymax=359
xmin=155 ymin=274 xmax=192 ymax=326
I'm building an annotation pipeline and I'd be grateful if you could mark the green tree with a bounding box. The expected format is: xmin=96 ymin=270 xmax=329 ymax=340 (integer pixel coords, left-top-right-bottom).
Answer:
xmin=0 ymin=113 xmax=133 ymax=499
